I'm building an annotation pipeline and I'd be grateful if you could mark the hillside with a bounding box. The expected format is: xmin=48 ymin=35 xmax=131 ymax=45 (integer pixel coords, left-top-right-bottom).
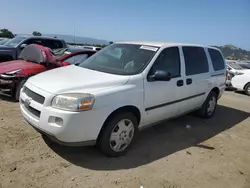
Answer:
xmin=213 ymin=45 xmax=250 ymax=60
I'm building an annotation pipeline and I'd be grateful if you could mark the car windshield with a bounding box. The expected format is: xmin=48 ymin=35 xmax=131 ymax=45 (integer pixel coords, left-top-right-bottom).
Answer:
xmin=227 ymin=61 xmax=243 ymax=70
xmin=239 ymin=63 xmax=250 ymax=69
xmin=78 ymin=43 xmax=158 ymax=75
xmin=0 ymin=39 xmax=9 ymax=45
xmin=3 ymin=37 xmax=26 ymax=47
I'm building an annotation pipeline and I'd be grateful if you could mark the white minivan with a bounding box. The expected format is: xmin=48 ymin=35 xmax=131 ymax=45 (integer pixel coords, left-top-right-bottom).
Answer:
xmin=19 ymin=42 xmax=226 ymax=157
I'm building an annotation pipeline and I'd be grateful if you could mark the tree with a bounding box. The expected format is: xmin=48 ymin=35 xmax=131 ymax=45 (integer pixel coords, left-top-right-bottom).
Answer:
xmin=0 ymin=28 xmax=15 ymax=38
xmin=32 ymin=31 xmax=42 ymax=36
xmin=109 ymin=41 xmax=113 ymax=45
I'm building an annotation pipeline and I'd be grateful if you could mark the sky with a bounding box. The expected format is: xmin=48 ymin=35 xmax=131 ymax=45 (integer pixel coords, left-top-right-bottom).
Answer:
xmin=1 ymin=0 xmax=250 ymax=49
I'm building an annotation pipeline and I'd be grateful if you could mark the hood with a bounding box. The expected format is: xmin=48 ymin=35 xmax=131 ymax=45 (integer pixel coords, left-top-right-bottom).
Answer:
xmin=27 ymin=65 xmax=130 ymax=94
xmin=0 ymin=60 xmax=45 ymax=74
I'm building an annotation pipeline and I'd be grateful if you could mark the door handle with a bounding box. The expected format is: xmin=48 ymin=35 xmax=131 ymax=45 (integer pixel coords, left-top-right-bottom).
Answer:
xmin=186 ymin=78 xmax=192 ymax=85
xmin=177 ymin=80 xmax=184 ymax=87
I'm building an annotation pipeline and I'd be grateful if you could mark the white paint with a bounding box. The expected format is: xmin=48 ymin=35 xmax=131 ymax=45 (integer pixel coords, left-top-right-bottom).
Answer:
xmin=19 ymin=41 xmax=226 ymax=147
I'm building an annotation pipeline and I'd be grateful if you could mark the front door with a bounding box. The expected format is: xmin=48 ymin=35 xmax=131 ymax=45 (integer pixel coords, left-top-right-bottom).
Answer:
xmin=143 ymin=47 xmax=186 ymax=126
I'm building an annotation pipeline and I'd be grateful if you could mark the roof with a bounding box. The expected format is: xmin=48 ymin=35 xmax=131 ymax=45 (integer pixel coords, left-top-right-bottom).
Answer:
xmin=116 ymin=41 xmax=219 ymax=49
xmin=17 ymin=35 xmax=63 ymax=40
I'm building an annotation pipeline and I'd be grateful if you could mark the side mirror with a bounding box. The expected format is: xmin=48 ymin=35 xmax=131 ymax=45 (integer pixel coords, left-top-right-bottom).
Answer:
xmin=148 ymin=70 xmax=171 ymax=82
xmin=20 ymin=44 xmax=27 ymax=49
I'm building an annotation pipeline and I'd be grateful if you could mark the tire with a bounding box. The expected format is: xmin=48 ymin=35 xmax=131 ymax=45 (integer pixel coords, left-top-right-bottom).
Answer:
xmin=199 ymin=91 xmax=218 ymax=119
xmin=14 ymin=79 xmax=27 ymax=101
xmin=244 ymin=83 xmax=250 ymax=96
xmin=98 ymin=112 xmax=138 ymax=157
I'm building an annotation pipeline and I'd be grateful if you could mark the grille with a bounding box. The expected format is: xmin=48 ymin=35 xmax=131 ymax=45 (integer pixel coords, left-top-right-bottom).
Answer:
xmin=23 ymin=86 xmax=45 ymax=104
xmin=21 ymin=99 xmax=41 ymax=118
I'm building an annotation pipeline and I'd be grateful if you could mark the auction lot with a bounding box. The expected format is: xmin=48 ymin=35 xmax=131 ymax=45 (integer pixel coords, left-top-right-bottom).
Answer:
xmin=0 ymin=91 xmax=250 ymax=188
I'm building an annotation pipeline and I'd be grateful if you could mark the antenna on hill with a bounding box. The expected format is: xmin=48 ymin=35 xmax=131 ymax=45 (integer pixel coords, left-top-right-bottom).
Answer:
xmin=73 ymin=22 xmax=76 ymax=45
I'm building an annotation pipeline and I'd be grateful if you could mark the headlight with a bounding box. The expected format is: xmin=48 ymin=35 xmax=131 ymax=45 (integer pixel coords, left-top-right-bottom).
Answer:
xmin=0 ymin=69 xmax=22 ymax=78
xmin=51 ymin=93 xmax=95 ymax=111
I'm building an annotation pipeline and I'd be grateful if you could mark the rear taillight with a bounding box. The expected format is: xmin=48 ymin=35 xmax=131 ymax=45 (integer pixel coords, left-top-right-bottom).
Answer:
xmin=226 ymin=71 xmax=228 ymax=82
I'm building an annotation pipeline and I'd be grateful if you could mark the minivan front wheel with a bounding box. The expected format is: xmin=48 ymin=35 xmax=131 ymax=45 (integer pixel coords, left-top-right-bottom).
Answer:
xmin=99 ymin=112 xmax=138 ymax=157
xmin=199 ymin=91 xmax=217 ymax=118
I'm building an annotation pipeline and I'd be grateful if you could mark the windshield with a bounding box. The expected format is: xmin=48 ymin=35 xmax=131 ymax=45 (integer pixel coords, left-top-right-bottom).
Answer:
xmin=4 ymin=37 xmax=26 ymax=47
xmin=227 ymin=61 xmax=243 ymax=70
xmin=239 ymin=63 xmax=250 ymax=69
xmin=78 ymin=43 xmax=158 ymax=75
xmin=0 ymin=39 xmax=9 ymax=45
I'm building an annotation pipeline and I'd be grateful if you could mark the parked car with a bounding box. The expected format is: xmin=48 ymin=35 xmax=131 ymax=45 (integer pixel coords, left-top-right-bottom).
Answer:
xmin=0 ymin=44 xmax=96 ymax=101
xmin=0 ymin=36 xmax=67 ymax=62
xmin=19 ymin=42 xmax=226 ymax=157
xmin=226 ymin=60 xmax=250 ymax=75
xmin=231 ymin=74 xmax=250 ymax=96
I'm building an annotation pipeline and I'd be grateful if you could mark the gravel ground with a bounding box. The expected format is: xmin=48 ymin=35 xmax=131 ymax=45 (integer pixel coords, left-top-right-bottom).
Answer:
xmin=0 ymin=91 xmax=250 ymax=188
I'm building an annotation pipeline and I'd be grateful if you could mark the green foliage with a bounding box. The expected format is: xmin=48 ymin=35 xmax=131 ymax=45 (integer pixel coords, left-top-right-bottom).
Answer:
xmin=212 ymin=45 xmax=250 ymax=60
xmin=32 ymin=31 xmax=42 ymax=36
xmin=0 ymin=28 xmax=15 ymax=38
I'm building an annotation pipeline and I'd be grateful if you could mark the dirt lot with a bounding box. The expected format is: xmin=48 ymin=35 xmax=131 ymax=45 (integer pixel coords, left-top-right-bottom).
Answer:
xmin=0 ymin=91 xmax=250 ymax=188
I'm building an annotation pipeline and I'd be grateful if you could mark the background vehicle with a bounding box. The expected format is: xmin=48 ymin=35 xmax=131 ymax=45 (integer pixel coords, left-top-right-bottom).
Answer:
xmin=226 ymin=60 xmax=250 ymax=75
xmin=0 ymin=36 xmax=67 ymax=62
xmin=20 ymin=42 xmax=226 ymax=157
xmin=231 ymin=74 xmax=250 ymax=96
xmin=0 ymin=44 xmax=96 ymax=101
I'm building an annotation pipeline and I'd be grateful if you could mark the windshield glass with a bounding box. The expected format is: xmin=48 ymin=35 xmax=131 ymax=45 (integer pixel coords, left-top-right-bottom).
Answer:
xmin=227 ymin=61 xmax=243 ymax=70
xmin=78 ymin=43 xmax=158 ymax=75
xmin=0 ymin=39 xmax=9 ymax=45
xmin=4 ymin=37 xmax=26 ymax=47
xmin=239 ymin=63 xmax=250 ymax=69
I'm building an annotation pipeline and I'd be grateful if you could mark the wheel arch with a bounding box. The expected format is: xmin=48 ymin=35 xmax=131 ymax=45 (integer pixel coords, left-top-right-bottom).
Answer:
xmin=97 ymin=105 xmax=141 ymax=141
xmin=243 ymin=82 xmax=250 ymax=90
xmin=211 ymin=87 xmax=220 ymax=98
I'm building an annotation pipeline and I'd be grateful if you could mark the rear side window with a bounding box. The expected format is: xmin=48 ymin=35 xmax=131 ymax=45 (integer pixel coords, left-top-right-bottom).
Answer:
xmin=208 ymin=49 xmax=225 ymax=71
xmin=43 ymin=39 xmax=63 ymax=49
xmin=183 ymin=47 xmax=209 ymax=76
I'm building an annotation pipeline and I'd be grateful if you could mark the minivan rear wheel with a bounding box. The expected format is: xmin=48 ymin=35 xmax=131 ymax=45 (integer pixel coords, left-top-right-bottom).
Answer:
xmin=244 ymin=83 xmax=250 ymax=96
xmin=98 ymin=112 xmax=138 ymax=157
xmin=199 ymin=91 xmax=217 ymax=118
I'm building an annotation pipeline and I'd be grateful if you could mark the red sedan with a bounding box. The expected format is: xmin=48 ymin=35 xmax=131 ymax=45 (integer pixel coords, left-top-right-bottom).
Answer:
xmin=0 ymin=44 xmax=96 ymax=101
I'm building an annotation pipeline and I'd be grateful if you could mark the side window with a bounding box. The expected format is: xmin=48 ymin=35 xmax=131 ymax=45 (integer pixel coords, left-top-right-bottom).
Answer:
xmin=63 ymin=54 xmax=88 ymax=65
xmin=43 ymin=40 xmax=63 ymax=49
xmin=183 ymin=47 xmax=209 ymax=76
xmin=208 ymin=49 xmax=225 ymax=71
xmin=151 ymin=47 xmax=180 ymax=78
xmin=22 ymin=39 xmax=36 ymax=45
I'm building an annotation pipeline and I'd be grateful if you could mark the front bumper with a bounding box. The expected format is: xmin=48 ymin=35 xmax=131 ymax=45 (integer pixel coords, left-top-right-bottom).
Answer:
xmin=0 ymin=78 xmax=14 ymax=89
xmin=19 ymin=82 xmax=110 ymax=146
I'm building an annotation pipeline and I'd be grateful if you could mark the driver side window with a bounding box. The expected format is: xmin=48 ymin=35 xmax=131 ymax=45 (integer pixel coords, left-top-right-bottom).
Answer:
xmin=151 ymin=47 xmax=180 ymax=78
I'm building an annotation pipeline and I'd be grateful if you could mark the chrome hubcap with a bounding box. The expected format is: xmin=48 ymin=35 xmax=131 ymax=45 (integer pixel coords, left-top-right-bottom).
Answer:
xmin=207 ymin=96 xmax=216 ymax=115
xmin=247 ymin=86 xmax=250 ymax=94
xmin=109 ymin=119 xmax=134 ymax=152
